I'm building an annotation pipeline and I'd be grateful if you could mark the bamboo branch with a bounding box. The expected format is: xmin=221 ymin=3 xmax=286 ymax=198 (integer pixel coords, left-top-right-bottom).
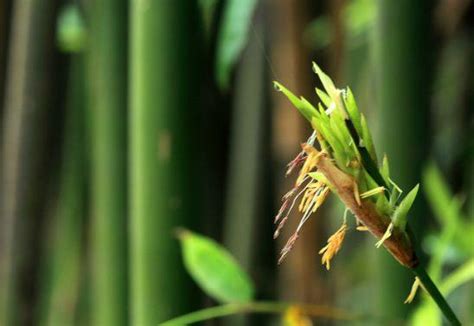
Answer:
xmin=160 ymin=301 xmax=358 ymax=325
xmin=315 ymin=152 xmax=418 ymax=268
xmin=315 ymin=152 xmax=460 ymax=325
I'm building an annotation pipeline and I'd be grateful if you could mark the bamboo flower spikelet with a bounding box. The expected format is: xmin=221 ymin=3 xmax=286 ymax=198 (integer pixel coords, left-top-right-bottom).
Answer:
xmin=273 ymin=63 xmax=461 ymax=326
xmin=274 ymin=62 xmax=419 ymax=269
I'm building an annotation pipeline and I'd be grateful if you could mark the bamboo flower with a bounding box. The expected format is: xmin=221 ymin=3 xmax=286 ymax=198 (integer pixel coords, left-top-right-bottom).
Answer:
xmin=273 ymin=63 xmax=419 ymax=269
xmin=273 ymin=63 xmax=461 ymax=325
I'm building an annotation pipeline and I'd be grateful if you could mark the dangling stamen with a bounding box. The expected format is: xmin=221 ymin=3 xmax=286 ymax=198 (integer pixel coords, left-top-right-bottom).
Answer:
xmin=295 ymin=192 xmax=319 ymax=234
xmin=299 ymin=183 xmax=319 ymax=212
xmin=274 ymin=179 xmax=312 ymax=238
xmin=274 ymin=176 xmax=311 ymax=224
xmin=285 ymin=131 xmax=316 ymax=176
xmin=286 ymin=151 xmax=307 ymax=177
xmin=313 ymin=187 xmax=330 ymax=212
xmin=275 ymin=140 xmax=331 ymax=264
xmin=404 ymin=277 xmax=422 ymax=304
xmin=319 ymin=222 xmax=348 ymax=270
xmin=278 ymin=233 xmax=299 ymax=265
xmin=273 ymin=216 xmax=288 ymax=239
xmin=296 ymin=144 xmax=323 ymax=185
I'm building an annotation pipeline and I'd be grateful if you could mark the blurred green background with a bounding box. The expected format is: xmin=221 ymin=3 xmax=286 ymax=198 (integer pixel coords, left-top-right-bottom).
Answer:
xmin=0 ymin=0 xmax=472 ymax=325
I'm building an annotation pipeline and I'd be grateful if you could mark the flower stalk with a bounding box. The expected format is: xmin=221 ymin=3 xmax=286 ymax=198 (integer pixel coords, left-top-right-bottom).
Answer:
xmin=160 ymin=301 xmax=358 ymax=325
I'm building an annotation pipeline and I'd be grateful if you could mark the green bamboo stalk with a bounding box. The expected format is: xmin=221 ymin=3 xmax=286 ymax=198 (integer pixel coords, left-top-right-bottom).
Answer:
xmin=373 ymin=0 xmax=433 ymax=318
xmin=37 ymin=55 xmax=86 ymax=326
xmin=0 ymin=0 xmax=9 ymax=112
xmin=86 ymin=0 xmax=128 ymax=325
xmin=468 ymin=39 xmax=474 ymax=325
xmin=222 ymin=14 xmax=266 ymax=326
xmin=129 ymin=1 xmax=199 ymax=324
xmin=223 ymin=7 xmax=265 ymax=289
xmin=0 ymin=0 xmax=57 ymax=324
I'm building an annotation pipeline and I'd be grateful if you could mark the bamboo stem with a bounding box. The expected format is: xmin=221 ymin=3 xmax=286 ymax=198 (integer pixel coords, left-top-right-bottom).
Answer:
xmin=37 ymin=55 xmax=86 ymax=326
xmin=373 ymin=0 xmax=433 ymax=317
xmin=0 ymin=0 xmax=57 ymax=323
xmin=160 ymin=301 xmax=357 ymax=325
xmin=129 ymin=1 xmax=199 ymax=323
xmin=87 ymin=0 xmax=128 ymax=324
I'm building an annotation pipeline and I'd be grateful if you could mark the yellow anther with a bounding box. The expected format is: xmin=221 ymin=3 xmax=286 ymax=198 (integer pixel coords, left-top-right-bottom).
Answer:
xmin=360 ymin=186 xmax=385 ymax=199
xmin=404 ymin=277 xmax=421 ymax=304
xmin=319 ymin=222 xmax=347 ymax=270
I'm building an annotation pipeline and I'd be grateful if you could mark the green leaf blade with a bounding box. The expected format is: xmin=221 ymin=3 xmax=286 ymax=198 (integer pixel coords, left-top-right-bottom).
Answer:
xmin=360 ymin=114 xmax=377 ymax=163
xmin=315 ymin=87 xmax=332 ymax=108
xmin=343 ymin=88 xmax=362 ymax=136
xmin=178 ymin=230 xmax=255 ymax=304
xmin=392 ymin=184 xmax=419 ymax=229
xmin=274 ymin=82 xmax=316 ymax=122
xmin=215 ymin=0 xmax=258 ymax=90
xmin=312 ymin=62 xmax=337 ymax=97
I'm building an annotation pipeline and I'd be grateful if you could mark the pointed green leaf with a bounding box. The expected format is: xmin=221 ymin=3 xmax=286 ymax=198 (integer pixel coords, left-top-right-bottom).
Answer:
xmin=315 ymin=87 xmax=332 ymax=108
xmin=215 ymin=0 xmax=258 ymax=89
xmin=312 ymin=62 xmax=350 ymax=120
xmin=329 ymin=116 xmax=354 ymax=169
xmin=300 ymin=97 xmax=319 ymax=120
xmin=360 ymin=114 xmax=377 ymax=163
xmin=310 ymin=115 xmax=330 ymax=152
xmin=392 ymin=184 xmax=419 ymax=229
xmin=380 ymin=155 xmax=401 ymax=208
xmin=317 ymin=103 xmax=331 ymax=124
xmin=177 ymin=230 xmax=254 ymax=303
xmin=331 ymin=110 xmax=353 ymax=146
xmin=315 ymin=117 xmax=347 ymax=169
xmin=389 ymin=182 xmax=402 ymax=208
xmin=310 ymin=113 xmax=324 ymax=134
xmin=380 ymin=154 xmax=390 ymax=182
xmin=317 ymin=102 xmax=326 ymax=115
xmin=329 ymin=115 xmax=349 ymax=147
xmin=274 ymin=82 xmax=316 ymax=122
xmin=343 ymin=87 xmax=362 ymax=136
xmin=312 ymin=62 xmax=337 ymax=97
